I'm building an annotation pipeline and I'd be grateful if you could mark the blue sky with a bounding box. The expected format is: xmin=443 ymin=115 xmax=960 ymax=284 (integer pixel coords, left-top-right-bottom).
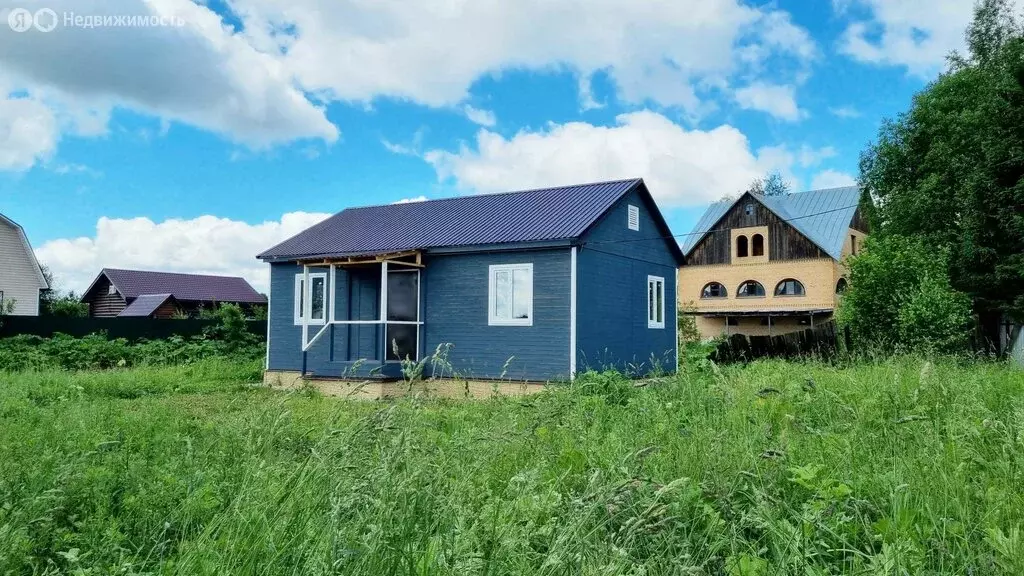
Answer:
xmin=0 ymin=0 xmax=986 ymax=292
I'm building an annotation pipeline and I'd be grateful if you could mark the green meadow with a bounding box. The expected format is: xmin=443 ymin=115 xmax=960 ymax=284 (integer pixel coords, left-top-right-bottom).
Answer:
xmin=1 ymin=357 xmax=1022 ymax=574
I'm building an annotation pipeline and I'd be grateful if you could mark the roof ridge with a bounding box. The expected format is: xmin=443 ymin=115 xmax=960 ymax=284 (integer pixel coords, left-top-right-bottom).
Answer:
xmin=103 ymin=267 xmax=247 ymax=280
xmin=342 ymin=177 xmax=644 ymax=212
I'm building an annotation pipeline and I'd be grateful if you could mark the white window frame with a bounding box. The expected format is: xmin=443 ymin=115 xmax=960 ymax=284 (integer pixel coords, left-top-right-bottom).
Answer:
xmin=627 ymin=204 xmax=640 ymax=231
xmin=107 ymin=284 xmax=117 ymax=295
xmin=294 ymin=272 xmax=327 ymax=326
xmin=647 ymin=275 xmax=665 ymax=329
xmin=488 ymin=263 xmax=533 ymax=326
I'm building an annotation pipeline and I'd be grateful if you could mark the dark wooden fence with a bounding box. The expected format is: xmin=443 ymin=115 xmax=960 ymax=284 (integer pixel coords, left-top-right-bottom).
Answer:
xmin=0 ymin=316 xmax=266 ymax=342
xmin=710 ymin=320 xmax=844 ymax=363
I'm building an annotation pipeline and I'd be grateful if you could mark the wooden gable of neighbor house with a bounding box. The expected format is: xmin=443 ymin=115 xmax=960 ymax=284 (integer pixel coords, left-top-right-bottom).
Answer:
xmin=685 ymin=193 xmax=828 ymax=266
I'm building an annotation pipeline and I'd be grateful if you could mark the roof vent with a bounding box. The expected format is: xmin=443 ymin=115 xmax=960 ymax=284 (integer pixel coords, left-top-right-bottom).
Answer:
xmin=628 ymin=205 xmax=640 ymax=231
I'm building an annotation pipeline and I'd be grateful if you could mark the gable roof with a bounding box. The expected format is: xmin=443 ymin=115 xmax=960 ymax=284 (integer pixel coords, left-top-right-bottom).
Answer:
xmin=83 ymin=269 xmax=266 ymax=304
xmin=117 ymin=293 xmax=175 ymax=317
xmin=681 ymin=186 xmax=862 ymax=261
xmin=0 ymin=213 xmax=49 ymax=289
xmin=257 ymin=178 xmax=683 ymax=263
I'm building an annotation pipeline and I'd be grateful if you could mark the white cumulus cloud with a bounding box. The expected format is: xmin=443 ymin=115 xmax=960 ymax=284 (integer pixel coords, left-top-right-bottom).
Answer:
xmin=836 ymin=0 xmax=1020 ymax=74
xmin=35 ymin=211 xmax=332 ymax=294
xmin=463 ymin=105 xmax=497 ymax=127
xmin=0 ymin=0 xmax=338 ymax=170
xmin=0 ymin=95 xmax=60 ymax=171
xmin=810 ymin=169 xmax=857 ymax=189
xmin=233 ymin=0 xmax=815 ymax=114
xmin=733 ymin=82 xmax=804 ymax=121
xmin=423 ymin=110 xmax=830 ymax=206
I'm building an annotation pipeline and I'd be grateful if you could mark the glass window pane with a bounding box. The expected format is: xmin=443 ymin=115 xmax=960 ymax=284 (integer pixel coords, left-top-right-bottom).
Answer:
xmin=386 ymin=324 xmax=417 ymax=361
xmin=512 ymin=268 xmax=531 ymax=319
xmin=495 ymin=270 xmax=512 ymax=319
xmin=648 ymin=282 xmax=655 ymax=321
xmin=656 ymin=281 xmax=663 ymax=323
xmin=311 ymin=276 xmax=325 ymax=320
xmin=297 ymin=279 xmax=304 ymax=318
xmin=387 ymin=272 xmax=418 ymax=321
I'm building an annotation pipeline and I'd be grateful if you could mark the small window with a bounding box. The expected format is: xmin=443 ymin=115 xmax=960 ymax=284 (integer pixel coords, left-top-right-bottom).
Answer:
xmin=294 ymin=272 xmax=327 ymax=325
xmin=752 ymin=234 xmax=764 ymax=256
xmin=744 ymin=203 xmax=754 ymax=216
xmin=107 ymin=284 xmax=117 ymax=295
xmin=774 ymin=278 xmax=805 ymax=296
xmin=647 ymin=275 xmax=665 ymax=329
xmin=836 ymin=278 xmax=848 ymax=294
xmin=736 ymin=235 xmax=749 ymax=257
xmin=851 ymin=234 xmax=857 ymax=255
xmin=488 ymin=264 xmax=533 ymax=326
xmin=701 ymin=282 xmax=727 ymax=298
xmin=727 ymin=317 xmax=739 ymax=326
xmin=737 ymin=280 xmax=765 ymax=298
xmin=628 ymin=205 xmax=640 ymax=231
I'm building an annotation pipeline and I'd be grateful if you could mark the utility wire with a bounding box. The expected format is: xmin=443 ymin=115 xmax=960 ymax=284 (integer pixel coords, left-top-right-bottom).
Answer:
xmin=583 ymin=203 xmax=861 ymax=248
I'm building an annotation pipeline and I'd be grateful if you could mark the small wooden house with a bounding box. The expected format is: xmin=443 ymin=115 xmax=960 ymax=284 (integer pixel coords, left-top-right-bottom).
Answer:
xmin=0 ymin=212 xmax=49 ymax=316
xmin=257 ymin=178 xmax=683 ymax=382
xmin=679 ymin=187 xmax=868 ymax=338
xmin=80 ymin=268 xmax=267 ymax=318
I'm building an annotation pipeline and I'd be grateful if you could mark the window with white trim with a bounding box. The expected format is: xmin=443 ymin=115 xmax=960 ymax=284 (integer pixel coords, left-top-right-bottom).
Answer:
xmin=647 ymin=275 xmax=665 ymax=329
xmin=627 ymin=205 xmax=640 ymax=231
xmin=488 ymin=263 xmax=533 ymax=326
xmin=294 ymin=272 xmax=327 ymax=325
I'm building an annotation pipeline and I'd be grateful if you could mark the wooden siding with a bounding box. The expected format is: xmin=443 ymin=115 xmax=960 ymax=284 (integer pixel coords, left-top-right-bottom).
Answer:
xmin=84 ymin=276 xmax=127 ymax=317
xmin=152 ymin=299 xmax=178 ymax=319
xmin=577 ymin=188 xmax=678 ymax=374
xmin=0 ymin=220 xmax=45 ymax=316
xmin=686 ymin=194 xmax=826 ymax=265
xmin=267 ymin=251 xmax=573 ymax=381
xmin=422 ymin=249 xmax=571 ymax=381
xmin=850 ymin=206 xmax=870 ymax=234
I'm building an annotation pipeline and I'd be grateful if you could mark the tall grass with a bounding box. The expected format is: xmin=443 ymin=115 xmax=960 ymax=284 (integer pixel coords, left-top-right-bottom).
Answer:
xmin=1 ymin=357 xmax=1022 ymax=574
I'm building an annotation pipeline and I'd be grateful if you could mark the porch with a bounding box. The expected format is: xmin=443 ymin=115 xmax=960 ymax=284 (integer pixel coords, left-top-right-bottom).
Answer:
xmin=296 ymin=250 xmax=424 ymax=379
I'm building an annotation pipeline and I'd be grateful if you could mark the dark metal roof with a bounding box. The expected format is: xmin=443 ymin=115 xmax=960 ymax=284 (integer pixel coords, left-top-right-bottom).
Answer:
xmin=87 ymin=268 xmax=267 ymax=304
xmin=258 ymin=179 xmax=650 ymax=261
xmin=117 ymin=293 xmax=174 ymax=317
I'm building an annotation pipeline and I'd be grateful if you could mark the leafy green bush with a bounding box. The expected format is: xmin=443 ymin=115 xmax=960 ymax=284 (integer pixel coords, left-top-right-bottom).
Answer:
xmin=838 ymin=235 xmax=973 ymax=353
xmin=0 ymin=331 xmax=263 ymax=372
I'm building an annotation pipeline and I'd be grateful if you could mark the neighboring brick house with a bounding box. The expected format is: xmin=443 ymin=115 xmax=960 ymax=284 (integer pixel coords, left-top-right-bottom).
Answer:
xmin=679 ymin=187 xmax=868 ymax=339
xmin=80 ymin=268 xmax=267 ymax=318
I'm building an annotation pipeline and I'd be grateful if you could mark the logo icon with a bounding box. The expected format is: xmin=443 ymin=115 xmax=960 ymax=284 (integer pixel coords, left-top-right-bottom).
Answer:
xmin=33 ymin=8 xmax=57 ymax=32
xmin=7 ymin=8 xmax=32 ymax=32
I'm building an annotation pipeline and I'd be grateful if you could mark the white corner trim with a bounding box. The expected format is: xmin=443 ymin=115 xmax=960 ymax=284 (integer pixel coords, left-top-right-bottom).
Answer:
xmin=487 ymin=263 xmax=534 ymax=326
xmin=674 ymin=268 xmax=679 ymax=370
xmin=569 ymin=247 xmax=577 ymax=379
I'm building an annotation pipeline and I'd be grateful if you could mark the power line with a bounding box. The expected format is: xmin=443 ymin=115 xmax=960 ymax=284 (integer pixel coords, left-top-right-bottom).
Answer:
xmin=583 ymin=202 xmax=861 ymax=248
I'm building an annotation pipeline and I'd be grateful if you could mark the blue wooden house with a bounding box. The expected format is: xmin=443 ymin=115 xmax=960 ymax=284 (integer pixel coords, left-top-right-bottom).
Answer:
xmin=257 ymin=178 xmax=683 ymax=382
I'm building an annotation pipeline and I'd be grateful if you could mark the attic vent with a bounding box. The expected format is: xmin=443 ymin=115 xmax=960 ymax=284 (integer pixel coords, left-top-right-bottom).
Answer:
xmin=627 ymin=205 xmax=640 ymax=231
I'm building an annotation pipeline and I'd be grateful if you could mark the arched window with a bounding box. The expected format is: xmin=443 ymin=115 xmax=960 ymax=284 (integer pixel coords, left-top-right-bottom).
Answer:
xmin=736 ymin=235 xmax=749 ymax=257
xmin=701 ymin=282 xmax=727 ymax=298
xmin=752 ymin=234 xmax=764 ymax=256
xmin=836 ymin=278 xmax=848 ymax=294
xmin=737 ymin=280 xmax=765 ymax=298
xmin=775 ymin=278 xmax=805 ymax=296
